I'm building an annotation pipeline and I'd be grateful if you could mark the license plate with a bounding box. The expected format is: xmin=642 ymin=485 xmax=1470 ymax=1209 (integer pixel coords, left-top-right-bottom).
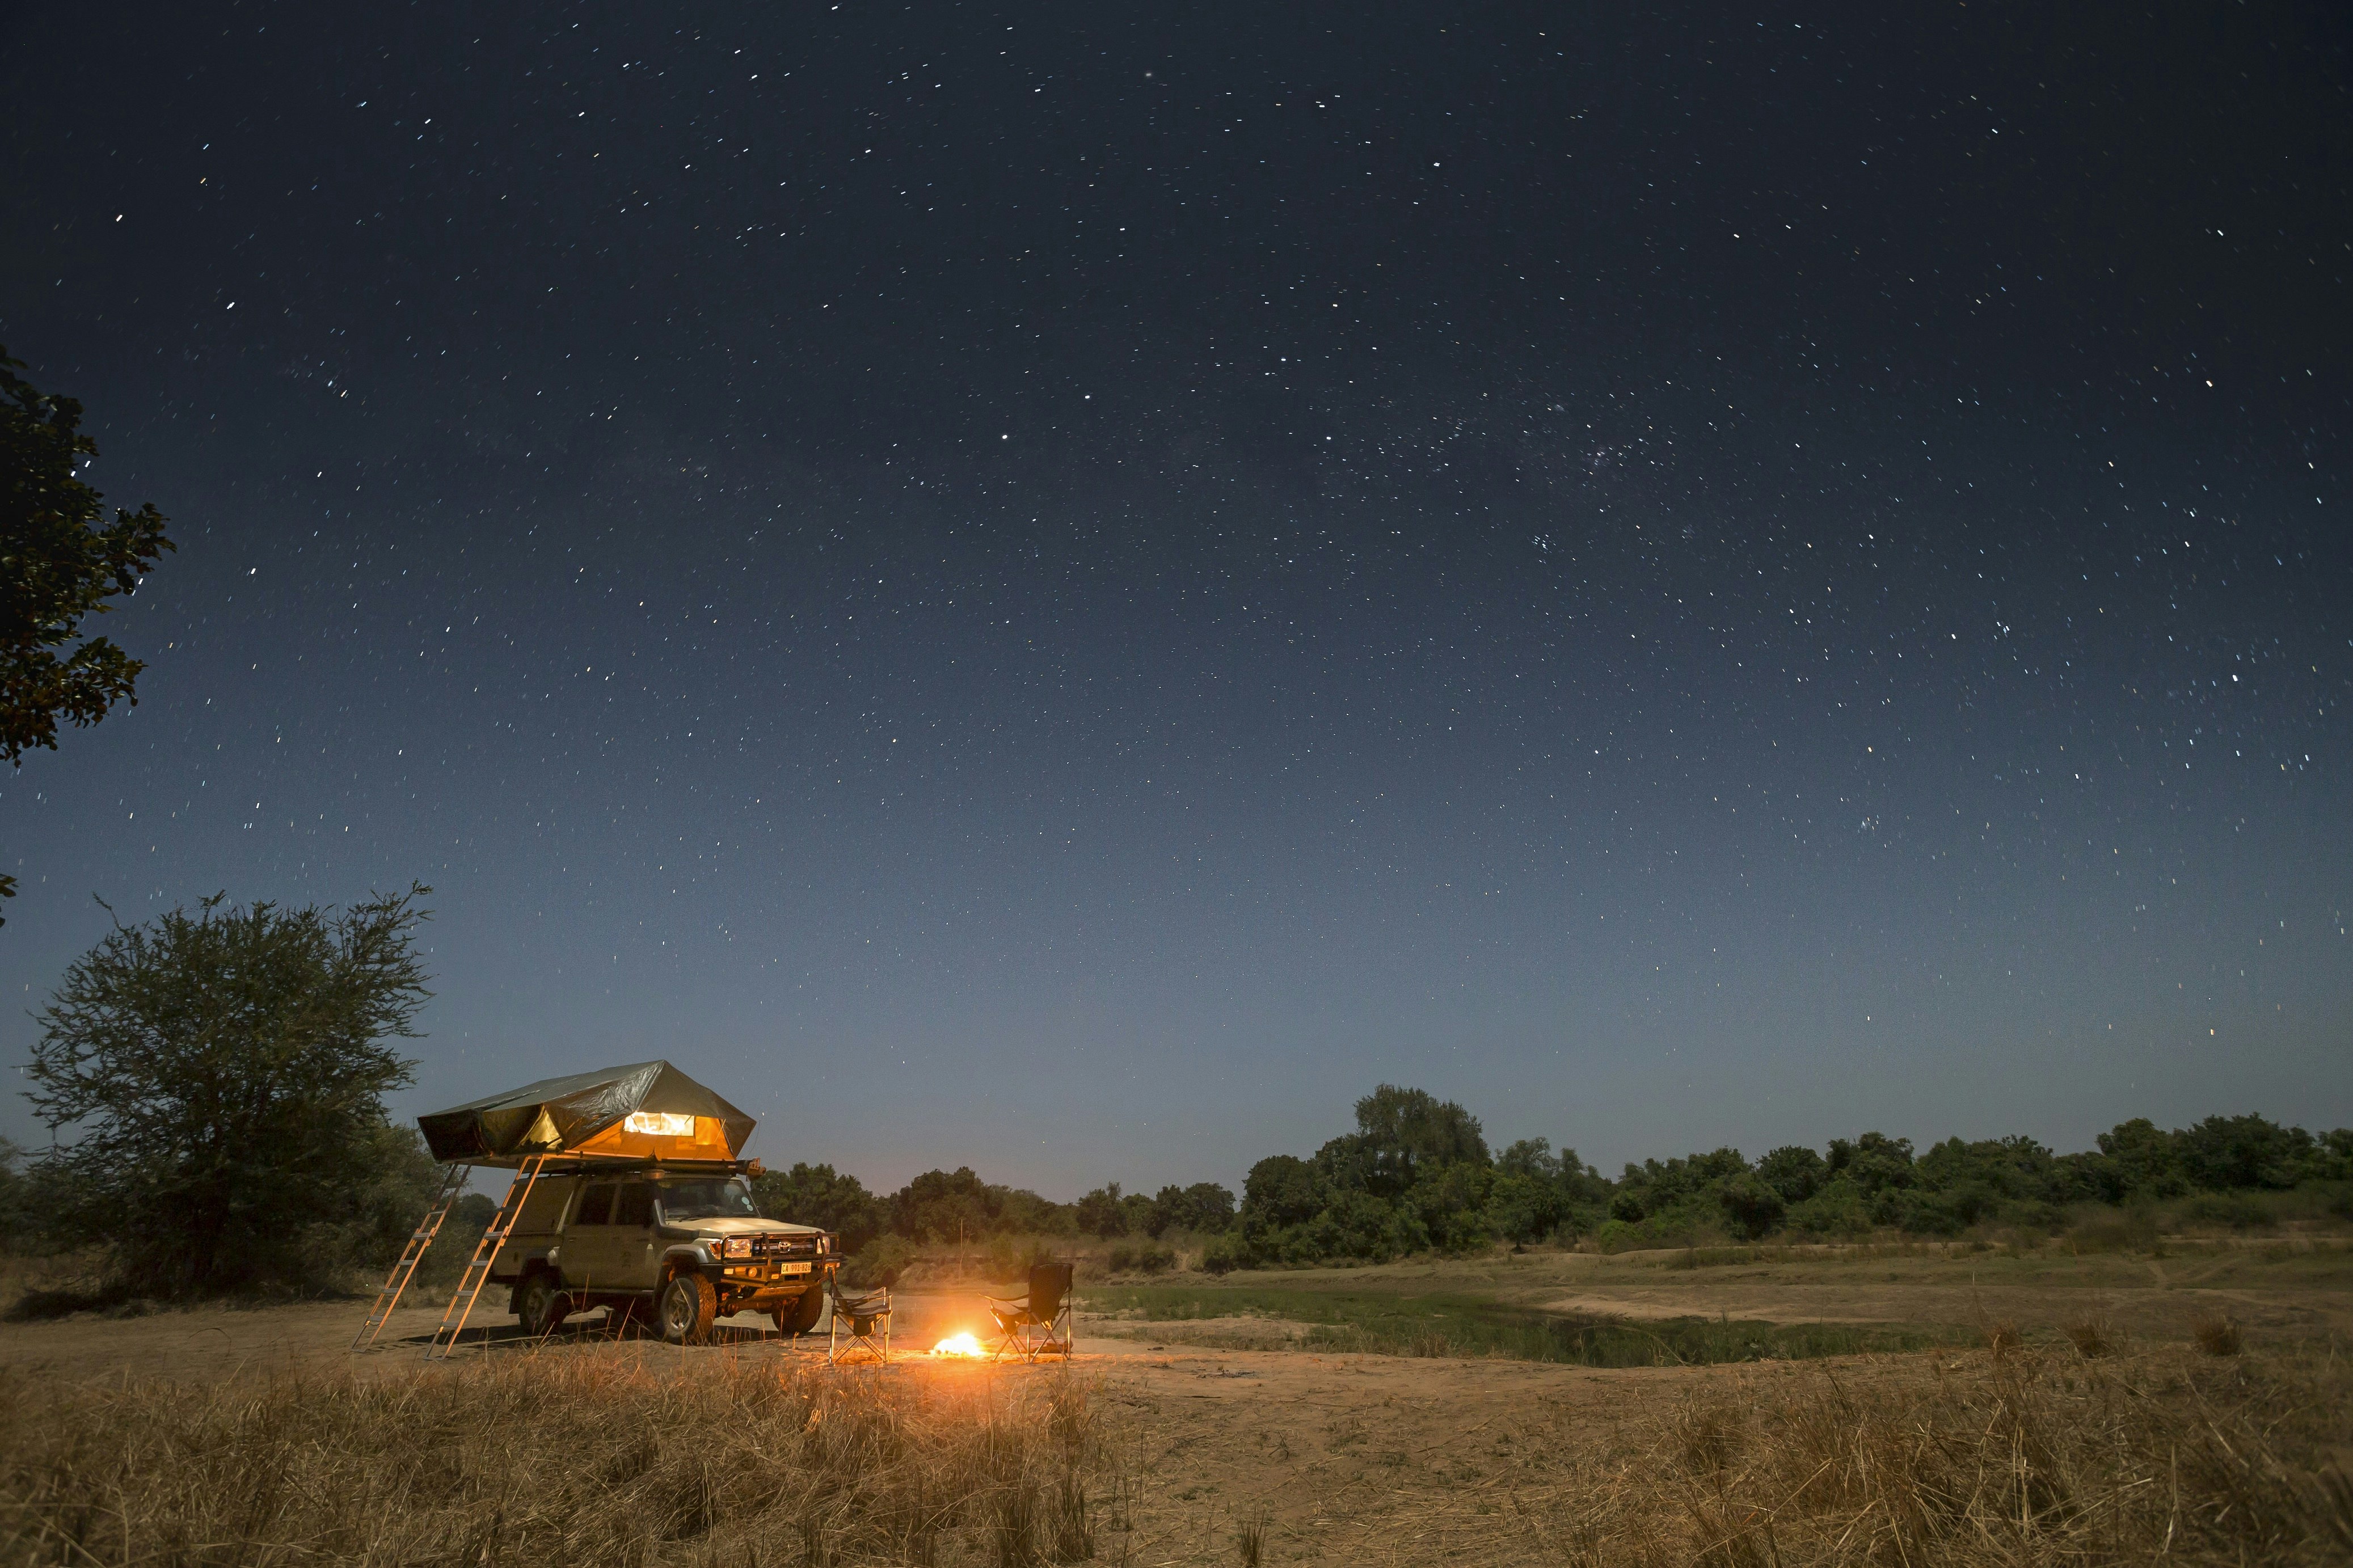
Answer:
xmin=779 ymin=1261 xmax=811 ymax=1275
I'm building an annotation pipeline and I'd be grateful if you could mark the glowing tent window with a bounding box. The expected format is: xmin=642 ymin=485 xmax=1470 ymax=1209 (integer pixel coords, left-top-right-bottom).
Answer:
xmin=624 ymin=1111 xmax=697 ymax=1138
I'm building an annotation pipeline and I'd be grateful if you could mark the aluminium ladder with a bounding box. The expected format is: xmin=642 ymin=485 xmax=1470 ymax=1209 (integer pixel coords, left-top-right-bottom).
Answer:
xmin=424 ymin=1153 xmax=553 ymax=1360
xmin=351 ymin=1161 xmax=472 ymax=1350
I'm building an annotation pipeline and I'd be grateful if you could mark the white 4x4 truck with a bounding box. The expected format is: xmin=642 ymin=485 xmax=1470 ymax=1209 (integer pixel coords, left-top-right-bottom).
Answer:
xmin=492 ymin=1165 xmax=837 ymax=1345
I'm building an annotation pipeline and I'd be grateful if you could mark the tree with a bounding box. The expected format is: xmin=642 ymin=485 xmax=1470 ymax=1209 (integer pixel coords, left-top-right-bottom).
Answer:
xmin=1075 ymin=1181 xmax=1131 ymax=1237
xmin=1351 ymin=1084 xmax=1490 ymax=1194
xmin=25 ymin=887 xmax=432 ymax=1294
xmin=1 ymin=348 xmax=175 ymax=913
xmin=2093 ymin=1118 xmax=2185 ymax=1198
xmin=1717 ymin=1173 xmax=1787 ymax=1240
xmin=1496 ymin=1137 xmax=1564 ymax=1182
xmin=0 ymin=1137 xmax=34 ymax=1252
xmin=2172 ymin=1114 xmax=2313 ymax=1192
xmin=1826 ymin=1132 xmax=1916 ymax=1196
xmin=752 ymin=1161 xmax=887 ymax=1252
xmin=1147 ymin=1181 xmax=1236 ymax=1236
xmin=1756 ymin=1144 xmax=1827 ymax=1204
xmin=1240 ymin=1154 xmax=1323 ymax=1229
xmin=889 ymin=1167 xmax=1001 ymax=1242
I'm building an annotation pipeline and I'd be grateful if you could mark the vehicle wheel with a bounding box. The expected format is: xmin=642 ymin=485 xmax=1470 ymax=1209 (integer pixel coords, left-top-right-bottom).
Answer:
xmin=659 ymin=1271 xmax=718 ymax=1346
xmin=774 ymin=1287 xmax=825 ymax=1337
xmin=516 ymin=1272 xmax=568 ymax=1337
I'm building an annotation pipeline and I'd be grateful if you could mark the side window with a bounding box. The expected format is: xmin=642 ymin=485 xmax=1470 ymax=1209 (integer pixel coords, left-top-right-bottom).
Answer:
xmin=574 ymin=1184 xmax=614 ymax=1226
xmin=614 ymin=1183 xmax=655 ymax=1228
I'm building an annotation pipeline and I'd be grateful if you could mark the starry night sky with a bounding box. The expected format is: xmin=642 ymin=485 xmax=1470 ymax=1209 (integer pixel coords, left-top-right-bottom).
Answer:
xmin=2 ymin=3 xmax=2347 ymax=1195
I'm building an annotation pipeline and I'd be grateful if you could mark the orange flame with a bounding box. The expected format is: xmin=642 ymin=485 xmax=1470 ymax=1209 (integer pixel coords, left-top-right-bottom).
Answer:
xmin=930 ymin=1332 xmax=988 ymax=1358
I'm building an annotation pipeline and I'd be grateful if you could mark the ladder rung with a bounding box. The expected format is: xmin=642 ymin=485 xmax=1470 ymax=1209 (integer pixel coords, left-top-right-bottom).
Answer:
xmin=353 ymin=1162 xmax=478 ymax=1352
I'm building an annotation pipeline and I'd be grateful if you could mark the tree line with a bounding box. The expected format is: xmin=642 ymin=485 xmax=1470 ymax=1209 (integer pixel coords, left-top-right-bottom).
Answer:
xmin=745 ymin=1162 xmax=1238 ymax=1260
xmin=749 ymin=1083 xmax=2353 ymax=1279
xmin=5 ymin=891 xmax=2346 ymax=1303
xmin=1196 ymin=1085 xmax=2353 ymax=1270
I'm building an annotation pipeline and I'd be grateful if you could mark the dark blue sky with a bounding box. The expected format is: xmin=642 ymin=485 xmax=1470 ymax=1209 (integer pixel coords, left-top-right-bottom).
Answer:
xmin=3 ymin=2 xmax=2347 ymax=1195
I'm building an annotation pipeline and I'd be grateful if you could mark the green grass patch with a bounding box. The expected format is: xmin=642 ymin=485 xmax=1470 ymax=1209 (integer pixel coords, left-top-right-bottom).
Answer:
xmin=1086 ymin=1283 xmax=1953 ymax=1366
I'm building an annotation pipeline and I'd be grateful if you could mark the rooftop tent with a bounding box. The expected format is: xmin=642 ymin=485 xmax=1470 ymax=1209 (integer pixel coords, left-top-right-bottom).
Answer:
xmin=416 ymin=1060 xmax=756 ymax=1167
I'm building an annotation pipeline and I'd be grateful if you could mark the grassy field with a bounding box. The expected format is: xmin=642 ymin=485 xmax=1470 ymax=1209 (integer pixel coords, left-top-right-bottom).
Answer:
xmin=3 ymin=1227 xmax=2349 ymax=1563
xmin=1085 ymin=1282 xmax=1955 ymax=1364
xmin=1073 ymin=1227 xmax=2353 ymax=1368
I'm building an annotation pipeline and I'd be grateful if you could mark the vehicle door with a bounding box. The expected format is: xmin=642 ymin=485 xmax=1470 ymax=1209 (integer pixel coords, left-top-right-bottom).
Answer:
xmin=560 ymin=1181 xmax=617 ymax=1289
xmin=610 ymin=1180 xmax=661 ymax=1288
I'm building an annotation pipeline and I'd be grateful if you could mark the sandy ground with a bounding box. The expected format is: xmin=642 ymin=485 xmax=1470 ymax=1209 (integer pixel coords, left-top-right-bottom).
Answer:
xmin=4 ymin=1246 xmax=2346 ymax=1565
xmin=0 ymin=1290 xmax=1726 ymax=1564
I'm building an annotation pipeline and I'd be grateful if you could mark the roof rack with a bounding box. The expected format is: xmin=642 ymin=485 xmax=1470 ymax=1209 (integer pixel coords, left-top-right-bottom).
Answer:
xmin=513 ymin=1153 xmax=765 ymax=1178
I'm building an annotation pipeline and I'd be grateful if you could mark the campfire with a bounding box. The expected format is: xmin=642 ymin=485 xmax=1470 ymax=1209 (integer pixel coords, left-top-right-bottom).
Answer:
xmin=930 ymin=1332 xmax=988 ymax=1359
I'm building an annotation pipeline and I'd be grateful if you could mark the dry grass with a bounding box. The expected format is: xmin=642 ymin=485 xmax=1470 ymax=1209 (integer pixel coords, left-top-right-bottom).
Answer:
xmin=2191 ymin=1311 xmax=2244 ymax=1356
xmin=1234 ymin=1510 xmax=1266 ymax=1567
xmin=1517 ymin=1345 xmax=2353 ymax=1566
xmin=2063 ymin=1315 xmax=2114 ymax=1358
xmin=5 ymin=1317 xmax=2348 ymax=1566
xmin=0 ymin=1350 xmax=1112 ymax=1566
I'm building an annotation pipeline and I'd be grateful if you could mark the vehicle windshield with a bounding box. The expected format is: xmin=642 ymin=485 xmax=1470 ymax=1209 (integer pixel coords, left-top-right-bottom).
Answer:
xmin=656 ymin=1178 xmax=758 ymax=1221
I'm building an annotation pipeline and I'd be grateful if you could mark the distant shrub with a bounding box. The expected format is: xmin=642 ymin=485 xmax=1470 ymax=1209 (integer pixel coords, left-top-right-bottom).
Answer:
xmin=1591 ymin=1211 xmax=1721 ymax=1253
xmin=2010 ymin=1200 xmax=2071 ymax=1234
xmin=1199 ymin=1234 xmax=1246 ymax=1275
xmin=2175 ymin=1192 xmax=2278 ymax=1231
xmin=2066 ymin=1209 xmax=2158 ymax=1254
xmin=1591 ymin=1219 xmax=1641 ymax=1253
xmin=1717 ymin=1175 xmax=1786 ymax=1241
xmin=1888 ymin=1190 xmax=1968 ymax=1237
xmin=1783 ymin=1181 xmax=1871 ymax=1239
xmin=845 ymin=1235 xmax=914 ymax=1288
xmin=1104 ymin=1242 xmax=1175 ymax=1275
xmin=977 ymin=1235 xmax=1063 ymax=1282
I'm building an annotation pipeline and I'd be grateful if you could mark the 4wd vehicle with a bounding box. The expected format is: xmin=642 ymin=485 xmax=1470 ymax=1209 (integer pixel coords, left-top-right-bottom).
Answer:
xmin=491 ymin=1163 xmax=837 ymax=1345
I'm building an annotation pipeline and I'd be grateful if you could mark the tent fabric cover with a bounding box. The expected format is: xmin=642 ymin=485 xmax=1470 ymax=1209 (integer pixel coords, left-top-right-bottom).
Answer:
xmin=417 ymin=1060 xmax=756 ymax=1165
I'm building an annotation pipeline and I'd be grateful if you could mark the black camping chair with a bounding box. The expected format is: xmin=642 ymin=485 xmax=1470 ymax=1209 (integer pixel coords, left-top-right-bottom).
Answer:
xmin=986 ymin=1261 xmax=1074 ymax=1361
xmin=827 ymin=1276 xmax=892 ymax=1366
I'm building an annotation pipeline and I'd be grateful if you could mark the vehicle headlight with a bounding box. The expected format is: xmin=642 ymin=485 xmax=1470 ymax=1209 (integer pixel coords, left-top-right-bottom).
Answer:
xmin=816 ymin=1236 xmax=829 ymax=1254
xmin=722 ymin=1237 xmax=751 ymax=1259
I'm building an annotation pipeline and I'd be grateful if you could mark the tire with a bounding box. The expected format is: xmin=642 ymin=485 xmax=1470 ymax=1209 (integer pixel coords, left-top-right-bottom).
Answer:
xmin=659 ymin=1271 xmax=718 ymax=1346
xmin=774 ymin=1287 xmax=825 ymax=1337
xmin=516 ymin=1272 xmax=568 ymax=1337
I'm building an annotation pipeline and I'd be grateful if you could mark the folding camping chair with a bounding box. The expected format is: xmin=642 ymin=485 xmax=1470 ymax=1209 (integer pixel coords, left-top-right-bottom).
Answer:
xmin=986 ymin=1261 xmax=1074 ymax=1360
xmin=827 ymin=1277 xmax=893 ymax=1366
